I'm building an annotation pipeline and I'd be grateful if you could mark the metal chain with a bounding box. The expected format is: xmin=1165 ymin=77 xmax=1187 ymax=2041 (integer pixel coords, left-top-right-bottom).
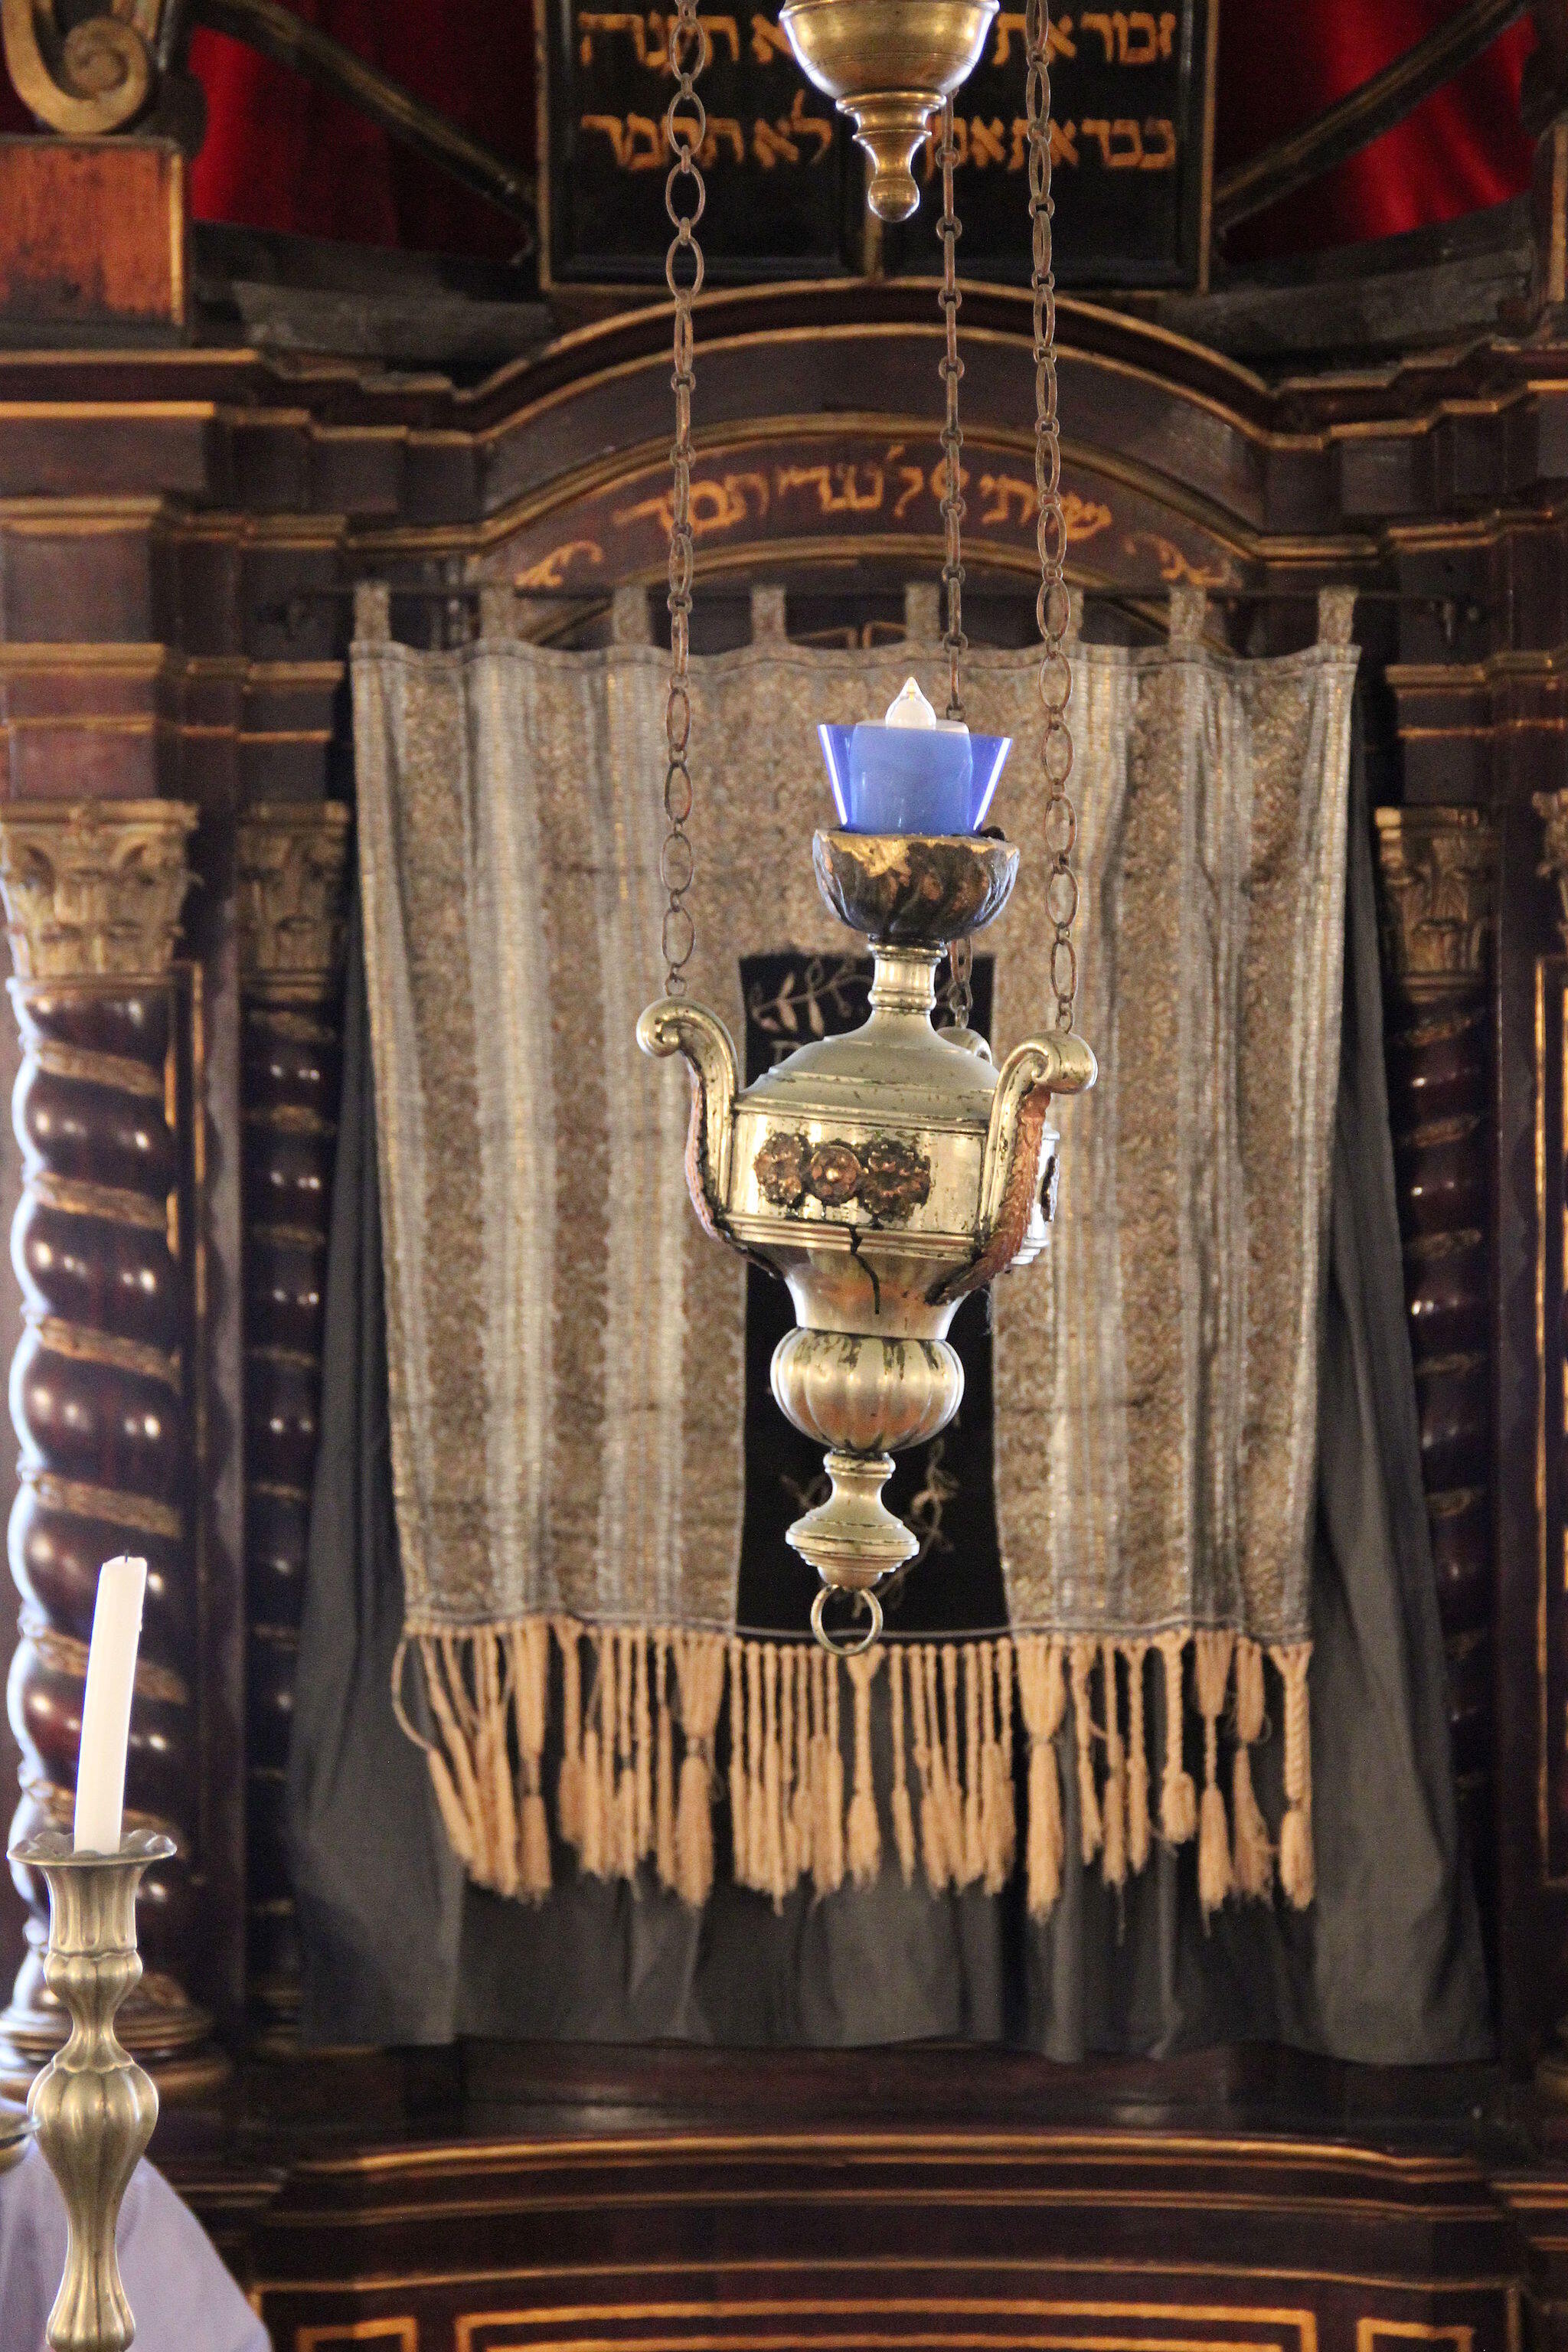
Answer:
xmin=937 ymin=97 xmax=967 ymax=728
xmin=936 ymin=97 xmax=974 ymax=1034
xmin=659 ymin=0 xmax=707 ymax=995
xmin=1024 ymin=0 xmax=1079 ymax=1031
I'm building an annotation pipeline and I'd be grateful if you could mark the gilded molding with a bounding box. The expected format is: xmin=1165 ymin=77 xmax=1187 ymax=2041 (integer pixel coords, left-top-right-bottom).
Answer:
xmin=1373 ymin=806 xmax=1495 ymax=989
xmin=0 ymin=800 xmax=196 ymax=980
xmin=1539 ymin=788 xmax=1568 ymax=949
xmin=236 ymin=802 xmax=351 ymax=990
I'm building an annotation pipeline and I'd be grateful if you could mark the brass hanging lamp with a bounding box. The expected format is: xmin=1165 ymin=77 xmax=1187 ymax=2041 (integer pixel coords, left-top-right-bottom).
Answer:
xmin=639 ymin=0 xmax=1095 ymax=1657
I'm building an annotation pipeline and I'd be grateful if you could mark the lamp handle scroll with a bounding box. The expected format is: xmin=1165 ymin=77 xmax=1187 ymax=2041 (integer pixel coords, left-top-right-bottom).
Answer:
xmin=637 ymin=998 xmax=741 ymax=1240
xmin=933 ymin=1030 xmax=1096 ymax=1305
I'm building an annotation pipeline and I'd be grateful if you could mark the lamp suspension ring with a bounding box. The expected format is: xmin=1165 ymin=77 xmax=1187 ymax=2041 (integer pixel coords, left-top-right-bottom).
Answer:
xmin=811 ymin=1583 xmax=885 ymax=1658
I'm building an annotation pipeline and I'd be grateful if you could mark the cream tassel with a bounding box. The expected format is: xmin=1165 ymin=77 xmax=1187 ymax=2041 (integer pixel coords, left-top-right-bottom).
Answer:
xmin=1270 ymin=1641 xmax=1315 ymax=1908
xmin=1100 ymin=1640 xmax=1126 ymax=1890
xmin=654 ymin=1632 xmax=676 ymax=1890
xmin=474 ymin=1634 xmax=518 ymax=1896
xmin=615 ymin=1627 xmax=636 ymax=1877
xmin=418 ymin=1635 xmax=485 ymax=1873
xmin=599 ymin=1627 xmax=619 ymax=1873
xmin=746 ymin=1642 xmax=767 ymax=1892
xmin=940 ymin=1645 xmax=969 ymax=1886
xmin=510 ymin=1620 xmax=552 ymax=1900
xmin=889 ymin=1644 xmax=916 ymax=1886
xmin=962 ymin=1644 xmax=984 ymax=1886
xmin=394 ymin=1637 xmax=476 ymax=1873
xmin=1125 ymin=1640 xmax=1150 ymax=1876
xmin=1194 ymin=1628 xmax=1236 ymax=1916
xmin=792 ymin=1647 xmax=813 ymax=1883
xmin=556 ymin=1620 xmax=583 ymax=1851
xmin=913 ymin=1646 xmax=949 ymax=1891
xmin=779 ymin=1640 xmax=800 ymax=1890
xmin=674 ymin=1631 xmax=725 ymax=1906
xmin=845 ymin=1651 xmax=882 ymax=1886
xmin=824 ymin=1651 xmax=846 ymax=1893
xmin=809 ymin=1648 xmax=831 ymax=1896
xmin=580 ymin=1630 xmax=607 ymax=1878
xmin=978 ymin=1640 xmax=1007 ymax=1895
xmin=762 ymin=1642 xmax=786 ymax=1906
xmin=633 ymin=1631 xmax=653 ymax=1865
xmin=1016 ymin=1635 xmax=1066 ymax=1918
xmin=1155 ymin=1631 xmax=1197 ymax=1844
xmin=1068 ymin=1639 xmax=1102 ymax=1865
xmin=727 ymin=1641 xmax=749 ymax=1887
xmin=1231 ymin=1636 xmax=1272 ymax=1898
xmin=996 ymin=1638 xmax=1017 ymax=1880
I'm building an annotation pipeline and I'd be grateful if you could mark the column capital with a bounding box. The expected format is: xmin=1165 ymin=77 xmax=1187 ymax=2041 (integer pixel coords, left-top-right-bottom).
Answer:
xmin=1374 ymin=805 xmax=1496 ymax=991
xmin=0 ymin=799 xmax=196 ymax=981
xmin=236 ymin=802 xmax=351 ymax=991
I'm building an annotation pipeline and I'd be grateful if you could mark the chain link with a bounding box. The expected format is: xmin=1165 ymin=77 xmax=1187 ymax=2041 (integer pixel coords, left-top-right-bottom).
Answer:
xmin=936 ymin=97 xmax=966 ymax=729
xmin=1024 ymin=0 xmax=1078 ymax=1032
xmin=936 ymin=97 xmax=975 ymax=1033
xmin=659 ymin=0 xmax=707 ymax=995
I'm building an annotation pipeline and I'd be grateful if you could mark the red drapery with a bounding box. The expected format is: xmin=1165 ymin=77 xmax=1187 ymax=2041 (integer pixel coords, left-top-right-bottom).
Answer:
xmin=0 ymin=3 xmax=1542 ymax=261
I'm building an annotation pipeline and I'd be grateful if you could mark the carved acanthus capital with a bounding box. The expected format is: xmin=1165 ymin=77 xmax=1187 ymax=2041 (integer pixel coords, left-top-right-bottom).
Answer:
xmin=236 ymin=803 xmax=351 ymax=991
xmin=1374 ymin=806 xmax=1495 ymax=991
xmin=1538 ymin=788 xmax=1568 ymax=949
xmin=0 ymin=801 xmax=197 ymax=980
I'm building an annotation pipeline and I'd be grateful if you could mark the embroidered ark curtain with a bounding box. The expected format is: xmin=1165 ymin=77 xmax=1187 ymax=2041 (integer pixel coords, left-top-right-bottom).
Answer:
xmin=345 ymin=583 xmax=1361 ymax=1930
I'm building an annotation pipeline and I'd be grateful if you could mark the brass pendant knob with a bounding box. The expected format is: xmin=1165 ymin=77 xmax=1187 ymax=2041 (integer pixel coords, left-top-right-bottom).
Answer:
xmin=779 ymin=0 xmax=999 ymax=221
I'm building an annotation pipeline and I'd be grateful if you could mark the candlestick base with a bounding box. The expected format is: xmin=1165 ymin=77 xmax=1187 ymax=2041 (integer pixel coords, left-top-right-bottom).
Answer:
xmin=8 ymin=1829 xmax=174 ymax=2352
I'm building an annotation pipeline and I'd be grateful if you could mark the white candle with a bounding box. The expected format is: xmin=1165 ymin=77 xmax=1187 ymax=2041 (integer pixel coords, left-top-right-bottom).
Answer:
xmin=73 ymin=1557 xmax=148 ymax=1855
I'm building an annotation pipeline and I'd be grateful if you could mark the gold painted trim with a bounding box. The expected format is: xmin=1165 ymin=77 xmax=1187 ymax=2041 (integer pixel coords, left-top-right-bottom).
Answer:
xmin=253 ymin=2256 xmax=1518 ymax=2301
xmin=28 ymin=1312 xmax=179 ymax=1390
xmin=296 ymin=2325 xmax=416 ymax=2351
xmin=29 ymin=1622 xmax=188 ymax=1707
xmin=33 ymin=1040 xmax=165 ymax=1099
xmin=31 ymin=1171 xmax=168 ymax=1233
xmin=285 ymin=2128 xmax=1482 ymax=2177
xmin=21 ymin=1466 xmax=181 ymax=1540
xmin=0 ymin=402 xmax=216 ymax=423
xmin=1357 ymin=2328 xmax=1474 ymax=2352
xmin=453 ymin=2318 xmax=1309 ymax=2352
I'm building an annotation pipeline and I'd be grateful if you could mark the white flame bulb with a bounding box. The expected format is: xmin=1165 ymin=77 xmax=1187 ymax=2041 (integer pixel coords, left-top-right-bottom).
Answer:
xmin=884 ymin=677 xmax=937 ymax=730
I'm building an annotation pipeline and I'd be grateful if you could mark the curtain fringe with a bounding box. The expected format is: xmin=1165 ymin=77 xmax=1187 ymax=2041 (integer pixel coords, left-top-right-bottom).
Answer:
xmin=395 ymin=1623 xmax=1316 ymax=1920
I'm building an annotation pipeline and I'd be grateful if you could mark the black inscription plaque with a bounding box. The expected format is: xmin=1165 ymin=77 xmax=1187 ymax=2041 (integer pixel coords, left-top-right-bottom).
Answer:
xmin=541 ymin=0 xmax=855 ymax=280
xmin=880 ymin=2 xmax=1214 ymax=286
xmin=541 ymin=0 xmax=1214 ymax=286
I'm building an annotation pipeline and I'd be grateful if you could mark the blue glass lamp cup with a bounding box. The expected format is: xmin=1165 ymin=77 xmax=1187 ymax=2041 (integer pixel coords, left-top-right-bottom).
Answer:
xmin=818 ymin=722 xmax=1011 ymax=835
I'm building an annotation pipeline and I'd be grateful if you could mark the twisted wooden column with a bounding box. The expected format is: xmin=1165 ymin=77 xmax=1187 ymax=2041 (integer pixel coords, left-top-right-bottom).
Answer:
xmin=0 ymin=799 xmax=227 ymax=2098
xmin=1374 ymin=806 xmax=1497 ymax=1935
xmin=237 ymin=804 xmax=349 ymax=2051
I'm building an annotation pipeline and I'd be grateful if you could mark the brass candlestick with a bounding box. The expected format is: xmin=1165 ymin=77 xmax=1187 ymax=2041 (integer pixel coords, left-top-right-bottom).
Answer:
xmin=8 ymin=1829 xmax=173 ymax=2352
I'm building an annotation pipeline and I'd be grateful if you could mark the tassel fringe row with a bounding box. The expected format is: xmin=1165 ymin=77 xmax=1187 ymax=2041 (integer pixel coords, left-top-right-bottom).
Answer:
xmin=395 ymin=1624 xmax=1315 ymax=1920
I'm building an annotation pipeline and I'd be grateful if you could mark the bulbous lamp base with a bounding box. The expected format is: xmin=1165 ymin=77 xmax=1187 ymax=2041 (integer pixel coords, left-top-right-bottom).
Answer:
xmin=779 ymin=0 xmax=999 ymax=221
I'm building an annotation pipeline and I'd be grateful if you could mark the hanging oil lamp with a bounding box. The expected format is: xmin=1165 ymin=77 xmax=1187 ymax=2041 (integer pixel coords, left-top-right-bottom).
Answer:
xmin=639 ymin=0 xmax=1094 ymax=1655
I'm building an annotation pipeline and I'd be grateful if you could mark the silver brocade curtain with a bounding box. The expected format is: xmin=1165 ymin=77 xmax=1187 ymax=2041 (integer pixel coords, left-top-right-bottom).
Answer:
xmin=350 ymin=583 xmax=1357 ymax=1925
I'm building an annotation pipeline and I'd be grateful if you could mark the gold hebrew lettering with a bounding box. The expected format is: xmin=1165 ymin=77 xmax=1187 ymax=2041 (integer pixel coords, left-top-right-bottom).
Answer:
xmin=578 ymin=11 xmax=648 ymax=67
xmin=753 ymin=116 xmax=798 ymax=165
xmin=750 ymin=9 xmax=791 ymax=60
xmin=1080 ymin=116 xmax=1112 ymax=165
xmin=1142 ymin=116 xmax=1176 ymax=168
xmin=1109 ymin=117 xmax=1143 ymax=165
xmin=833 ymin=463 xmax=884 ymax=511
xmin=788 ymin=86 xmax=832 ymax=158
xmin=1159 ymin=9 xmax=1176 ymax=55
xmin=1052 ymin=118 xmax=1080 ymax=167
xmin=700 ymin=115 xmax=746 ymax=165
xmin=884 ymin=443 xmax=927 ymax=521
xmin=978 ymin=472 xmax=1036 ymax=528
xmin=969 ymin=116 xmax=1006 ymax=168
xmin=1122 ymin=9 xmax=1159 ymax=61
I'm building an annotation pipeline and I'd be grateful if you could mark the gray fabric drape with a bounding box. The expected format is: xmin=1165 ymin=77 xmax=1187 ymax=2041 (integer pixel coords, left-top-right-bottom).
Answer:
xmin=289 ymin=734 xmax=1490 ymax=2061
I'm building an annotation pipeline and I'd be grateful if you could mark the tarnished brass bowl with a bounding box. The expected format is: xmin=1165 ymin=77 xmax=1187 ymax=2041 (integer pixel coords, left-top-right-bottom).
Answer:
xmin=813 ymin=828 xmax=1018 ymax=944
xmin=779 ymin=0 xmax=998 ymax=220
